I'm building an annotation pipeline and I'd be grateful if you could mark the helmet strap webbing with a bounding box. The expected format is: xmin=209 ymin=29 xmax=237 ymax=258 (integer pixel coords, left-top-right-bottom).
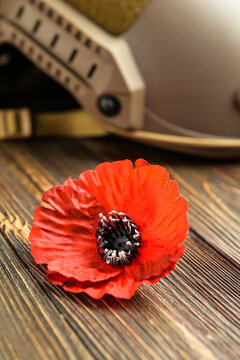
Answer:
xmin=1 ymin=107 xmax=240 ymax=150
xmin=0 ymin=108 xmax=108 ymax=140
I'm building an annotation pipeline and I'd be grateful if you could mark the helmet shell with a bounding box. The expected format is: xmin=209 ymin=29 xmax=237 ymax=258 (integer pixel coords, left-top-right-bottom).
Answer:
xmin=123 ymin=0 xmax=240 ymax=138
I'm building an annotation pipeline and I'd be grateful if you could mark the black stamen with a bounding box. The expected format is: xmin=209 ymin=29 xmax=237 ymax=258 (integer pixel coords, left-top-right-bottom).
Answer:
xmin=96 ymin=211 xmax=141 ymax=266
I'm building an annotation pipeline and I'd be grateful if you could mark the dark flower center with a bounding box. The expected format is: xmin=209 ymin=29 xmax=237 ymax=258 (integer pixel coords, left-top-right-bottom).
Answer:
xmin=96 ymin=211 xmax=141 ymax=266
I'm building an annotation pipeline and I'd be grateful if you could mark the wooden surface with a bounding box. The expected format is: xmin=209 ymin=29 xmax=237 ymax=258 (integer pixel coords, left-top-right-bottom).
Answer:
xmin=0 ymin=136 xmax=239 ymax=360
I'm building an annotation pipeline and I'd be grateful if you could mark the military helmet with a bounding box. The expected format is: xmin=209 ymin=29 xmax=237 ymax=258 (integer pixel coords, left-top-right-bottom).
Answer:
xmin=1 ymin=0 xmax=240 ymax=156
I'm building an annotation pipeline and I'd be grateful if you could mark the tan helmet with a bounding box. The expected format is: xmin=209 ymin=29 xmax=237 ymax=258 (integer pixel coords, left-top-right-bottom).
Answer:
xmin=1 ymin=0 xmax=240 ymax=156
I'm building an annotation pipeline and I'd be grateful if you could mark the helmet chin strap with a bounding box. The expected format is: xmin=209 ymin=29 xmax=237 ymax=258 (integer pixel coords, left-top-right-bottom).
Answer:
xmin=94 ymin=118 xmax=240 ymax=150
xmin=1 ymin=107 xmax=240 ymax=157
xmin=1 ymin=106 xmax=240 ymax=147
xmin=0 ymin=108 xmax=107 ymax=140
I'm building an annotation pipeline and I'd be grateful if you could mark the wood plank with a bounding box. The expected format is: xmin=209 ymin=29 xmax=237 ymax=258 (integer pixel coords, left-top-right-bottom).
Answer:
xmin=0 ymin=137 xmax=239 ymax=360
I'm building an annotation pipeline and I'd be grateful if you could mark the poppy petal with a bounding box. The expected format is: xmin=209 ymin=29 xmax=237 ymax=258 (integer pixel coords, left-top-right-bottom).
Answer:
xmin=142 ymin=258 xmax=181 ymax=285
xmin=79 ymin=159 xmax=133 ymax=212
xmin=118 ymin=165 xmax=188 ymax=280
xmin=47 ymin=259 xmax=122 ymax=283
xmin=46 ymin=271 xmax=70 ymax=285
xmin=121 ymin=165 xmax=170 ymax=227
xmin=62 ymin=177 xmax=80 ymax=188
xmin=127 ymin=197 xmax=188 ymax=280
xmin=62 ymin=273 xmax=142 ymax=299
xmin=30 ymin=183 xmax=122 ymax=282
xmin=135 ymin=158 xmax=150 ymax=168
xmin=127 ymin=244 xmax=186 ymax=281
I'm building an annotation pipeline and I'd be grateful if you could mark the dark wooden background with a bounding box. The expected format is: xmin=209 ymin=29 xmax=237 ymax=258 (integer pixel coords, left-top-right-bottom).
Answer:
xmin=0 ymin=136 xmax=239 ymax=360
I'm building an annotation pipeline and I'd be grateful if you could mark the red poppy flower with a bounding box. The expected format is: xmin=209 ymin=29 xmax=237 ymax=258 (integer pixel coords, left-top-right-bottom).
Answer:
xmin=29 ymin=159 xmax=189 ymax=299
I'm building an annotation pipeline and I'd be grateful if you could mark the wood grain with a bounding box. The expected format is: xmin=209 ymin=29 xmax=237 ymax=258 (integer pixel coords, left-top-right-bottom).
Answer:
xmin=0 ymin=137 xmax=239 ymax=360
